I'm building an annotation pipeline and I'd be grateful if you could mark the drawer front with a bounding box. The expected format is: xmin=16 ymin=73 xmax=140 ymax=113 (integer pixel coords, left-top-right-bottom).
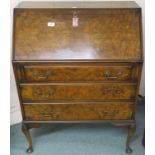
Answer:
xmin=20 ymin=83 xmax=136 ymax=101
xmin=23 ymin=103 xmax=134 ymax=121
xmin=22 ymin=65 xmax=134 ymax=82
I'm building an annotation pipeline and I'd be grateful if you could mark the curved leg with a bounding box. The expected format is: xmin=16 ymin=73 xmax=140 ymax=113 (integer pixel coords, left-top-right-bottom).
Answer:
xmin=22 ymin=124 xmax=33 ymax=153
xmin=126 ymin=123 xmax=136 ymax=154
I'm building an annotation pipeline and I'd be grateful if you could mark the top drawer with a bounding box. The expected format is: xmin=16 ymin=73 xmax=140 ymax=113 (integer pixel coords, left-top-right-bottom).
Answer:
xmin=15 ymin=63 xmax=138 ymax=82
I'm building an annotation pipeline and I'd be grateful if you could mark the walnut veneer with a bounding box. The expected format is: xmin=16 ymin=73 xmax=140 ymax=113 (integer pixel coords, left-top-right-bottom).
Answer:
xmin=12 ymin=1 xmax=143 ymax=154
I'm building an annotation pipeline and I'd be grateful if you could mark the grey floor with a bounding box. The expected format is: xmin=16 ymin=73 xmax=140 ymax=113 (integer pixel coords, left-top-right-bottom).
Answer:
xmin=11 ymin=104 xmax=145 ymax=155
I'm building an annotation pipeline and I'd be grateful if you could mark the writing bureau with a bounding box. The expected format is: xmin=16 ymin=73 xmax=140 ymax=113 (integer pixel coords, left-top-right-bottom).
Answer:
xmin=12 ymin=1 xmax=143 ymax=154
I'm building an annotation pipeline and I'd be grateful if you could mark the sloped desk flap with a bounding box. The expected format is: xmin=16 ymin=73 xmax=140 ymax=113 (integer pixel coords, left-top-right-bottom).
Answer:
xmin=13 ymin=8 xmax=142 ymax=61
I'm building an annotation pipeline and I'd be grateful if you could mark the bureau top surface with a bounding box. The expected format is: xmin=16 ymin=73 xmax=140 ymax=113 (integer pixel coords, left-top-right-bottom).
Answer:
xmin=16 ymin=1 xmax=140 ymax=9
xmin=13 ymin=1 xmax=142 ymax=61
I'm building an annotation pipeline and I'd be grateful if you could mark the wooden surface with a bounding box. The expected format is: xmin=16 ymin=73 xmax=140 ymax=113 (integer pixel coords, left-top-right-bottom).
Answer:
xmin=12 ymin=2 xmax=143 ymax=153
xmin=13 ymin=8 xmax=142 ymax=61
xmin=16 ymin=1 xmax=140 ymax=9
xmin=22 ymin=64 xmax=134 ymax=82
xmin=20 ymin=83 xmax=136 ymax=101
xmin=23 ymin=103 xmax=134 ymax=121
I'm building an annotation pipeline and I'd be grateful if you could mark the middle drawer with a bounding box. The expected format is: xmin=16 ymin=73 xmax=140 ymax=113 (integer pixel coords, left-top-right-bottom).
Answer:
xmin=20 ymin=83 xmax=136 ymax=102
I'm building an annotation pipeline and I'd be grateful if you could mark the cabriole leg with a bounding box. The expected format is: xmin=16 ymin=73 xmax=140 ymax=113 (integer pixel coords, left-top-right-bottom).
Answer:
xmin=22 ymin=123 xmax=33 ymax=153
xmin=126 ymin=123 xmax=136 ymax=154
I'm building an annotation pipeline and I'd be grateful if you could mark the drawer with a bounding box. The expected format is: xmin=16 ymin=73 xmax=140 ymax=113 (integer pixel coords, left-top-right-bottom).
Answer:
xmin=21 ymin=65 xmax=134 ymax=82
xmin=20 ymin=83 xmax=136 ymax=101
xmin=23 ymin=103 xmax=134 ymax=121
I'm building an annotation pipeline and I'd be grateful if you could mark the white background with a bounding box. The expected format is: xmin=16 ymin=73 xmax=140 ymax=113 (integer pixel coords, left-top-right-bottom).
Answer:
xmin=1 ymin=0 xmax=155 ymax=155
xmin=10 ymin=0 xmax=145 ymax=125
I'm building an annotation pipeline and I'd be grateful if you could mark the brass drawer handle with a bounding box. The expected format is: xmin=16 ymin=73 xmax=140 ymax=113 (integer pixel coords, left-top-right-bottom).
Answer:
xmin=34 ymin=89 xmax=55 ymax=97
xmin=103 ymin=71 xmax=123 ymax=79
xmin=101 ymin=87 xmax=123 ymax=95
xmin=33 ymin=71 xmax=52 ymax=79
xmin=115 ymin=89 xmax=122 ymax=95
xmin=47 ymin=90 xmax=55 ymax=96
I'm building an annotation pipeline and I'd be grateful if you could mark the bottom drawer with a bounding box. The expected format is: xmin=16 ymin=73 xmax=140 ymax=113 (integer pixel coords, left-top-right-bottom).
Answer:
xmin=23 ymin=103 xmax=134 ymax=121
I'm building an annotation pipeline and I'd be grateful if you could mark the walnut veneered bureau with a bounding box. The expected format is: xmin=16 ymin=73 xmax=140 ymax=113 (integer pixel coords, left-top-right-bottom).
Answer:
xmin=12 ymin=1 xmax=143 ymax=154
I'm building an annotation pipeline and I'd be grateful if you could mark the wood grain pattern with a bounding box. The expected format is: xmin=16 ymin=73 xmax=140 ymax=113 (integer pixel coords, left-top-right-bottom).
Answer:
xmin=12 ymin=2 xmax=143 ymax=153
xmin=13 ymin=9 xmax=142 ymax=60
xmin=23 ymin=103 xmax=134 ymax=121
xmin=23 ymin=65 xmax=133 ymax=82
xmin=20 ymin=83 xmax=136 ymax=101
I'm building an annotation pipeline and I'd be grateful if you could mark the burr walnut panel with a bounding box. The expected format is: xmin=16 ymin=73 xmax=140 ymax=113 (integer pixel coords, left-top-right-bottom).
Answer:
xmin=20 ymin=83 xmax=136 ymax=101
xmin=22 ymin=65 xmax=134 ymax=82
xmin=23 ymin=103 xmax=134 ymax=121
xmin=13 ymin=9 xmax=142 ymax=60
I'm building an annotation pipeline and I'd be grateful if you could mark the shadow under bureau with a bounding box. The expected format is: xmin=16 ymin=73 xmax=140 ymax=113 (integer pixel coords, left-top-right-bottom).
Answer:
xmin=12 ymin=1 xmax=143 ymax=154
